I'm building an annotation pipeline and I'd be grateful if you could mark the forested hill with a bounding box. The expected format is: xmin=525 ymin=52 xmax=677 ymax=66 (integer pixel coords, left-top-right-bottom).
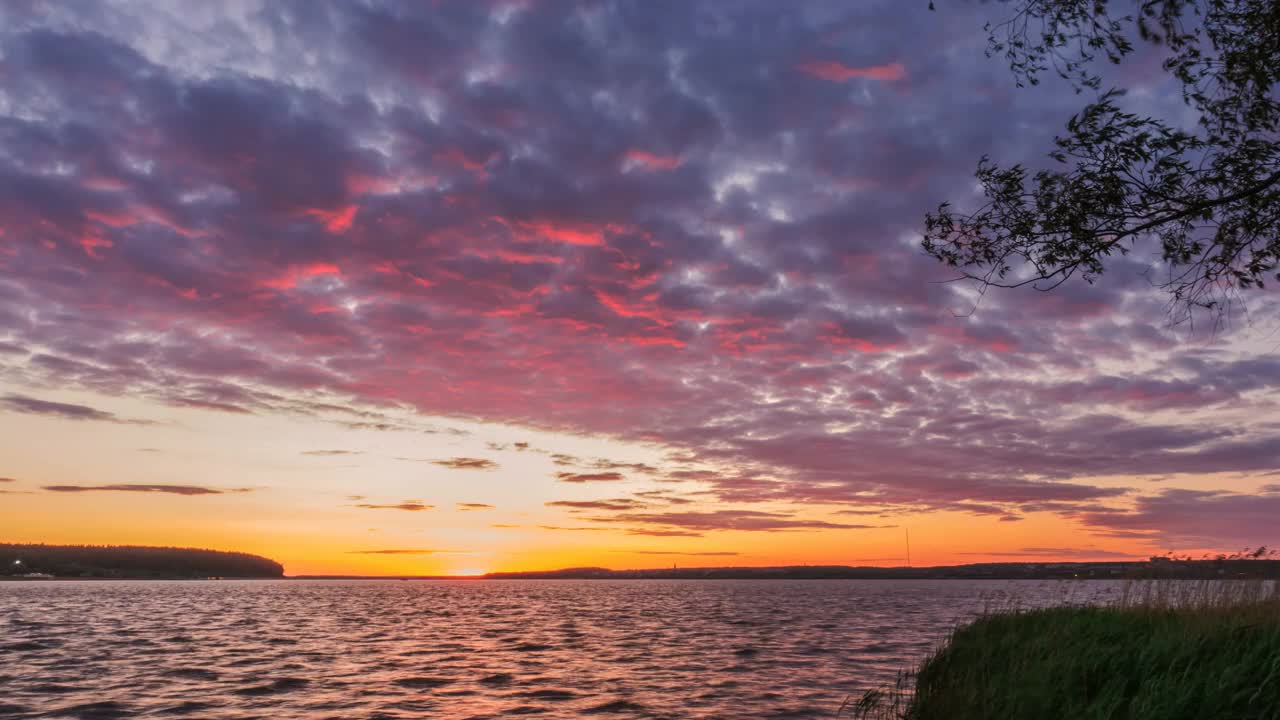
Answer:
xmin=0 ymin=544 xmax=284 ymax=579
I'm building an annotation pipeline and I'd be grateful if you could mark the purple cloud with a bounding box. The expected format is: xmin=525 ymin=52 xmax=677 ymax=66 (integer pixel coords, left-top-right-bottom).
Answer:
xmin=1080 ymin=488 xmax=1280 ymax=547
xmin=548 ymin=499 xmax=647 ymax=511
xmin=557 ymin=472 xmax=626 ymax=483
xmin=958 ymin=547 xmax=1140 ymax=559
xmin=592 ymin=510 xmax=887 ymax=533
xmin=346 ymin=549 xmax=466 ymax=555
xmin=43 ymin=484 xmax=246 ymax=495
xmin=432 ymin=458 xmax=499 ymax=470
xmin=355 ymin=501 xmax=433 ymax=512
xmin=1 ymin=394 xmax=151 ymax=424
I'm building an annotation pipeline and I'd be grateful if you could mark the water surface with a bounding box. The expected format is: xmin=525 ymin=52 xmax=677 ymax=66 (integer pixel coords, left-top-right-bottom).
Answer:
xmin=2 ymin=579 xmax=1124 ymax=719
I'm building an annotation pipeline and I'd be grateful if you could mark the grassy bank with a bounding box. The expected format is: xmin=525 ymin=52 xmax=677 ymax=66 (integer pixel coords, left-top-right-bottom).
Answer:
xmin=851 ymin=580 xmax=1280 ymax=720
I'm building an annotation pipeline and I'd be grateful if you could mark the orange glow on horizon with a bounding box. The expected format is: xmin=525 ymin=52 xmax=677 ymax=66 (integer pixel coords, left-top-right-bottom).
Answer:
xmin=0 ymin=387 xmax=1234 ymax=579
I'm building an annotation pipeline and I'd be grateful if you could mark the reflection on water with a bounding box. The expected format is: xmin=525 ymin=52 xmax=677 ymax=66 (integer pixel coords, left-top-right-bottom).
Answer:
xmin=1 ymin=579 xmax=1127 ymax=719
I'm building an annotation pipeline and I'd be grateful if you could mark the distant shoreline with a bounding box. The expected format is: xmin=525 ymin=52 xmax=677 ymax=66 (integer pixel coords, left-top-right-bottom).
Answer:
xmin=6 ymin=543 xmax=1278 ymax=582
xmin=296 ymin=559 xmax=1280 ymax=581
xmin=9 ymin=557 xmax=1275 ymax=582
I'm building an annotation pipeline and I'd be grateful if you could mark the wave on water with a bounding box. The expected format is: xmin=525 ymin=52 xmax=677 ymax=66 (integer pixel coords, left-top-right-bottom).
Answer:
xmin=1 ymin=578 xmax=1124 ymax=719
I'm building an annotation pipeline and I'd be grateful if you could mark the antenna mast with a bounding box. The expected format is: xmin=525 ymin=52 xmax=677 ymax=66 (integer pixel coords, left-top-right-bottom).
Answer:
xmin=905 ymin=528 xmax=912 ymax=568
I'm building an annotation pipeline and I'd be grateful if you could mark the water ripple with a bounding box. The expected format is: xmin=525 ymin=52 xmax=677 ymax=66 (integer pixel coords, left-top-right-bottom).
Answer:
xmin=1 ymin=578 xmax=1124 ymax=718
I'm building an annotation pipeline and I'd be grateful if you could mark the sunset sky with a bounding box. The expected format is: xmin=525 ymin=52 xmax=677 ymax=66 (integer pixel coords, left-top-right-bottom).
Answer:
xmin=2 ymin=1 xmax=1278 ymax=576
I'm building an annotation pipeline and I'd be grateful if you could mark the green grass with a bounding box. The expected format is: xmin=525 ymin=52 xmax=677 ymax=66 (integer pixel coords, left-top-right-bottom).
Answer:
xmin=911 ymin=604 xmax=1280 ymax=720
xmin=846 ymin=580 xmax=1280 ymax=720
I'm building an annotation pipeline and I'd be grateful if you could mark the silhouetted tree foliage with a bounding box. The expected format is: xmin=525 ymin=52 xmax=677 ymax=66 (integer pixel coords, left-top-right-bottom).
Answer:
xmin=0 ymin=543 xmax=284 ymax=578
xmin=924 ymin=0 xmax=1280 ymax=320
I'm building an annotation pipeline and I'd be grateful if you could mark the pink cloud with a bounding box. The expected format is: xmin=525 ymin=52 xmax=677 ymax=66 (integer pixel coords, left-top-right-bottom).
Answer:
xmin=261 ymin=262 xmax=343 ymax=290
xmin=77 ymin=233 xmax=113 ymax=259
xmin=796 ymin=60 xmax=905 ymax=82
xmin=436 ymin=147 xmax=491 ymax=177
xmin=623 ymin=149 xmax=682 ymax=171
xmin=520 ymin=220 xmax=607 ymax=247
xmin=303 ymin=205 xmax=358 ymax=234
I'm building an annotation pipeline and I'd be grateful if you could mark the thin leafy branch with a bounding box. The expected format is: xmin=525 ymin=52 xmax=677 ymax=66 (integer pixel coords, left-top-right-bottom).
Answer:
xmin=925 ymin=1 xmax=1280 ymax=321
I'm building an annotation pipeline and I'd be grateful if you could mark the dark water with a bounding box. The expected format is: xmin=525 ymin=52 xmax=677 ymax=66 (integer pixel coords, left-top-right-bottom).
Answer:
xmin=1 ymin=579 xmax=1124 ymax=719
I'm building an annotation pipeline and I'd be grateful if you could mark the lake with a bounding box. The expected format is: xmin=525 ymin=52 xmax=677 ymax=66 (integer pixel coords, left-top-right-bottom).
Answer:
xmin=1 ymin=579 xmax=1128 ymax=719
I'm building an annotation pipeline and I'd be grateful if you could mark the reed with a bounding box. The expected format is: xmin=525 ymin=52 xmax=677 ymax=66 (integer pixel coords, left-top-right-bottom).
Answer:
xmin=841 ymin=556 xmax=1280 ymax=720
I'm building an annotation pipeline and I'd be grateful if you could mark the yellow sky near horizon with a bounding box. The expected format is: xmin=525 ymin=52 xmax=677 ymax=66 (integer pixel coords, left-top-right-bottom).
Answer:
xmin=0 ymin=382 xmax=1232 ymax=577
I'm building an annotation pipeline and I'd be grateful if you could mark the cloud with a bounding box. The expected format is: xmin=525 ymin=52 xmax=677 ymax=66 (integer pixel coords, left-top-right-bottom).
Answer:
xmin=958 ymin=547 xmax=1140 ymax=559
xmin=623 ymin=149 xmax=682 ymax=171
xmin=302 ymin=450 xmax=363 ymax=456
xmin=547 ymin=499 xmax=646 ymax=511
xmin=627 ymin=551 xmax=740 ymax=556
xmin=355 ymin=501 xmax=433 ymax=511
xmin=556 ymin=472 xmax=626 ymax=483
xmin=0 ymin=477 xmax=15 ymax=483
xmin=796 ymin=60 xmax=906 ymax=82
xmin=457 ymin=502 xmax=495 ymax=510
xmin=592 ymin=510 xmax=888 ymax=533
xmin=432 ymin=458 xmax=498 ymax=470
xmin=42 ymin=484 xmax=246 ymax=495
xmin=589 ymin=460 xmax=660 ymax=473
xmin=0 ymin=394 xmax=151 ymax=424
xmin=831 ymin=507 xmax=889 ymax=516
xmin=484 ymin=440 xmax=540 ymax=452
xmin=167 ymin=397 xmax=254 ymax=414
xmin=346 ymin=549 xmax=465 ymax=555
xmin=624 ymin=529 xmax=705 ymax=537
xmin=634 ymin=491 xmax=695 ymax=505
xmin=346 ymin=422 xmax=415 ymax=432
xmin=1079 ymin=488 xmax=1280 ymax=547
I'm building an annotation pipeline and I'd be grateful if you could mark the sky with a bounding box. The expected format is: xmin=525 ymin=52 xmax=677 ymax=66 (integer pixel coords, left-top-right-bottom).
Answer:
xmin=1 ymin=0 xmax=1278 ymax=577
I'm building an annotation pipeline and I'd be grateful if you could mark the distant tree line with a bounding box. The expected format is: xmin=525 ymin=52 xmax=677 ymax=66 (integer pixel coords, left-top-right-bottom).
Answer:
xmin=486 ymin=557 xmax=1280 ymax=581
xmin=0 ymin=543 xmax=284 ymax=578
